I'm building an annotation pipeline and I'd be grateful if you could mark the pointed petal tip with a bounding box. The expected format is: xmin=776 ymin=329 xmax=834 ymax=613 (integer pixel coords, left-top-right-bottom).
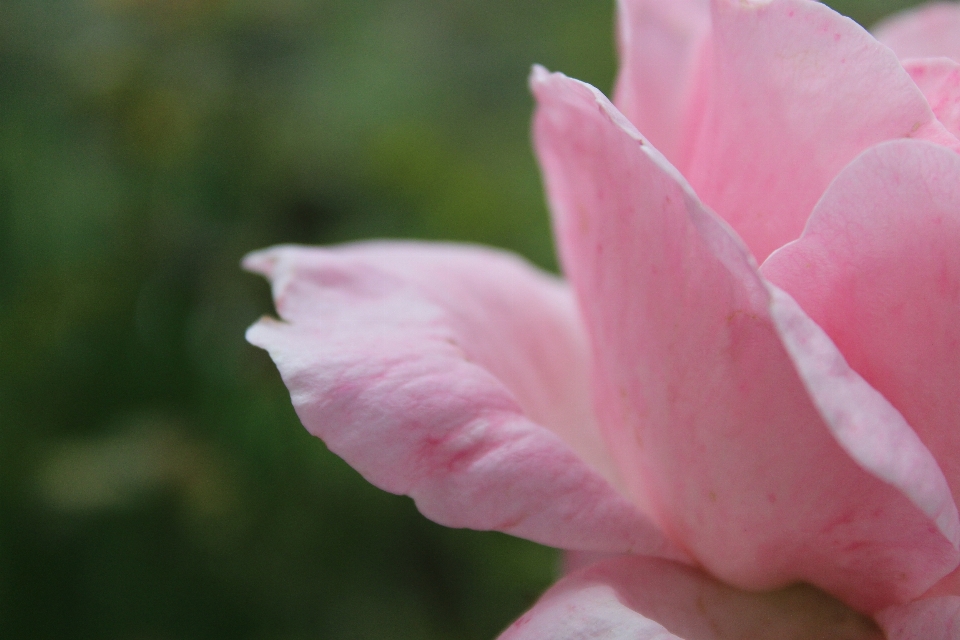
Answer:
xmin=244 ymin=315 xmax=281 ymax=347
xmin=242 ymin=247 xmax=282 ymax=277
xmin=533 ymin=68 xmax=665 ymax=158
xmin=528 ymin=63 xmax=552 ymax=86
xmin=242 ymin=243 xmax=314 ymax=278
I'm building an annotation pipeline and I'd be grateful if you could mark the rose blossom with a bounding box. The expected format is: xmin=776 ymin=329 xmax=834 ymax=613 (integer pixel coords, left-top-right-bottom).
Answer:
xmin=244 ymin=0 xmax=960 ymax=637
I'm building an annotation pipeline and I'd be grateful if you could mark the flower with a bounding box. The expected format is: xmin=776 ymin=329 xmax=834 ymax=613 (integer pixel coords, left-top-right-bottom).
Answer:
xmin=244 ymin=0 xmax=960 ymax=637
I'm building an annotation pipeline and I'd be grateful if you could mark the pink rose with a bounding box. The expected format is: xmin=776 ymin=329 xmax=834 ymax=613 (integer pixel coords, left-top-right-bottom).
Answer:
xmin=244 ymin=0 xmax=960 ymax=637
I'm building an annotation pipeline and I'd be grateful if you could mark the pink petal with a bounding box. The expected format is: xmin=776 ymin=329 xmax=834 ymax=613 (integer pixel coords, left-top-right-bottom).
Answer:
xmin=244 ymin=242 xmax=685 ymax=559
xmin=499 ymin=556 xmax=882 ymax=640
xmin=531 ymin=68 xmax=960 ymax=611
xmin=613 ymin=0 xmax=710 ymax=167
xmin=874 ymin=2 xmax=960 ymax=63
xmin=904 ymin=58 xmax=960 ymax=138
xmin=684 ymin=0 xmax=958 ymax=262
xmin=762 ymin=139 xmax=960 ymax=540
xmin=875 ymin=596 xmax=960 ymax=640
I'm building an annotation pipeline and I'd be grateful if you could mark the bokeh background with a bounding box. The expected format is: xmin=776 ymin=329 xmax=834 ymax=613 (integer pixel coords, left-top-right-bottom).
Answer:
xmin=0 ymin=0 xmax=933 ymax=637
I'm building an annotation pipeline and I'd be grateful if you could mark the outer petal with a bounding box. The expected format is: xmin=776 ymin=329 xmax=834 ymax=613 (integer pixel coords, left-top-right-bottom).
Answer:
xmin=244 ymin=242 xmax=684 ymax=558
xmin=499 ymin=556 xmax=882 ymax=640
xmin=874 ymin=2 xmax=960 ymax=63
xmin=684 ymin=0 xmax=958 ymax=262
xmin=762 ymin=139 xmax=960 ymax=537
xmin=531 ymin=68 xmax=960 ymax=611
xmin=903 ymin=58 xmax=960 ymax=138
xmin=613 ymin=0 xmax=710 ymax=167
xmin=875 ymin=597 xmax=960 ymax=640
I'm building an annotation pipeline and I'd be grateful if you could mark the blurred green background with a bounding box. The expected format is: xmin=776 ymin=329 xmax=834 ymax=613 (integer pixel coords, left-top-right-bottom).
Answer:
xmin=0 ymin=0 xmax=931 ymax=638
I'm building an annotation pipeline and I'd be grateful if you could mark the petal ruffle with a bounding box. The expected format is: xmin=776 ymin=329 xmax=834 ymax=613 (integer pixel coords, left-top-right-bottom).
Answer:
xmin=762 ymin=139 xmax=960 ymax=530
xmin=244 ymin=242 xmax=685 ymax=558
xmin=531 ymin=68 xmax=959 ymax=611
xmin=499 ymin=556 xmax=882 ymax=640
xmin=684 ymin=0 xmax=958 ymax=262
xmin=903 ymin=58 xmax=960 ymax=138
xmin=874 ymin=2 xmax=960 ymax=63
xmin=613 ymin=0 xmax=710 ymax=167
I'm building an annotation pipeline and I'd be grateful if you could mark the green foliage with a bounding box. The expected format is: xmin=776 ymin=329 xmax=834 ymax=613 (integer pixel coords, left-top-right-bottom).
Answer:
xmin=0 ymin=0 xmax=928 ymax=637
